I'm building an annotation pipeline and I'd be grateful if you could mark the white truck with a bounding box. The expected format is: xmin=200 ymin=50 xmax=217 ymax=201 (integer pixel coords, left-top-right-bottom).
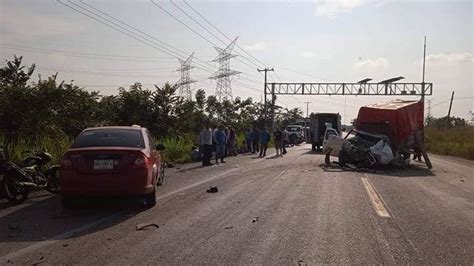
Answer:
xmin=309 ymin=113 xmax=341 ymax=151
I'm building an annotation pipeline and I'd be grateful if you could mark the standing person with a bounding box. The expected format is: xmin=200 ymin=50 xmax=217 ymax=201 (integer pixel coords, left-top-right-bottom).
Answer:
xmin=212 ymin=127 xmax=219 ymax=164
xmin=245 ymin=128 xmax=252 ymax=153
xmin=228 ymin=127 xmax=237 ymax=156
xmin=199 ymin=124 xmax=213 ymax=166
xmin=224 ymin=126 xmax=229 ymax=157
xmin=259 ymin=127 xmax=271 ymax=157
xmin=251 ymin=126 xmax=260 ymax=154
xmin=215 ymin=125 xmax=227 ymax=164
xmin=282 ymin=128 xmax=288 ymax=155
xmin=273 ymin=128 xmax=283 ymax=157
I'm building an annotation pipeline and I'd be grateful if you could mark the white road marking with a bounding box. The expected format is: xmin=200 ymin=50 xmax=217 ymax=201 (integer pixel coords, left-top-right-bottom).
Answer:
xmin=0 ymin=211 xmax=127 ymax=263
xmin=361 ymin=175 xmax=391 ymax=218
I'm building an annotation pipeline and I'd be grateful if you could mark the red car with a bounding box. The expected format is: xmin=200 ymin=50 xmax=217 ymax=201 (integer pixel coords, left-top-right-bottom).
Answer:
xmin=59 ymin=126 xmax=165 ymax=208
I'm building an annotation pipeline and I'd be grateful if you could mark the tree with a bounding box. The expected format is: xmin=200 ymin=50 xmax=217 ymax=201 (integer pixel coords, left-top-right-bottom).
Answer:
xmin=195 ymin=89 xmax=206 ymax=111
xmin=152 ymin=83 xmax=182 ymax=135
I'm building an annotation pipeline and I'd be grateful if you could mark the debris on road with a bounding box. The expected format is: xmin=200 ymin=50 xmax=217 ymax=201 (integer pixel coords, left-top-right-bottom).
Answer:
xmin=298 ymin=259 xmax=307 ymax=266
xmin=252 ymin=217 xmax=259 ymax=223
xmin=224 ymin=226 xmax=233 ymax=229
xmin=135 ymin=223 xmax=160 ymax=231
xmin=31 ymin=255 xmax=45 ymax=266
xmin=206 ymin=186 xmax=218 ymax=193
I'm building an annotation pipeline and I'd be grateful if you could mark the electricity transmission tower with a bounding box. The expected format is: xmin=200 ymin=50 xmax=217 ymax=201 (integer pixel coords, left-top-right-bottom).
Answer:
xmin=176 ymin=52 xmax=197 ymax=101
xmin=210 ymin=37 xmax=241 ymax=102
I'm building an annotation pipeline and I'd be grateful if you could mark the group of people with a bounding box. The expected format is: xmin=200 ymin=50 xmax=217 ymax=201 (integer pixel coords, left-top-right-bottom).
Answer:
xmin=244 ymin=126 xmax=288 ymax=158
xmin=199 ymin=123 xmax=290 ymax=166
xmin=198 ymin=124 xmax=238 ymax=166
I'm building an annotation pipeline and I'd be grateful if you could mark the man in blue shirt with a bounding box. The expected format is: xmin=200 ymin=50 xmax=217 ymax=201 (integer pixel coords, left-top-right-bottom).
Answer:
xmin=215 ymin=125 xmax=227 ymax=164
xmin=259 ymin=127 xmax=271 ymax=157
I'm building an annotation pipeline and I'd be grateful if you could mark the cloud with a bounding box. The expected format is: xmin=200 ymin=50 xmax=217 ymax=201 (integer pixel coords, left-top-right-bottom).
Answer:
xmin=424 ymin=53 xmax=474 ymax=66
xmin=0 ymin=6 xmax=85 ymax=42
xmin=243 ymin=42 xmax=266 ymax=51
xmin=353 ymin=57 xmax=389 ymax=71
xmin=300 ymin=51 xmax=317 ymax=58
xmin=314 ymin=0 xmax=384 ymax=17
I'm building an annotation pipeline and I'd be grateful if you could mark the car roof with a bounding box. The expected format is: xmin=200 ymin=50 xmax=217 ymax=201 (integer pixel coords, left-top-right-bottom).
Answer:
xmin=83 ymin=126 xmax=144 ymax=131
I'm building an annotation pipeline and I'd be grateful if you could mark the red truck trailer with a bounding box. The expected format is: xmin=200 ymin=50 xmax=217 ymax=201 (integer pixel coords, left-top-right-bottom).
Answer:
xmin=355 ymin=100 xmax=432 ymax=168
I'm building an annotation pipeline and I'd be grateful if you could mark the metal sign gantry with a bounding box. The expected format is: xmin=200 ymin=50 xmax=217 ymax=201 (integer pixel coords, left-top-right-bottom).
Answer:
xmin=264 ymin=82 xmax=433 ymax=96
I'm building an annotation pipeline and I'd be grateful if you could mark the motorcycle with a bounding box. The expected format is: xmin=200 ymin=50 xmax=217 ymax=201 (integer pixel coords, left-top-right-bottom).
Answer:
xmin=1 ymin=148 xmax=61 ymax=204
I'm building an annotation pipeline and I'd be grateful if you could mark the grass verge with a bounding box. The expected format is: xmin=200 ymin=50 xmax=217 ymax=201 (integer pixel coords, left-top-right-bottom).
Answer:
xmin=425 ymin=126 xmax=474 ymax=160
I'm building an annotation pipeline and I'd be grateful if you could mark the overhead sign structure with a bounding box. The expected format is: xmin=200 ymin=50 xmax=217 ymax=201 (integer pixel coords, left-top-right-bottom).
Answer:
xmin=264 ymin=82 xmax=433 ymax=96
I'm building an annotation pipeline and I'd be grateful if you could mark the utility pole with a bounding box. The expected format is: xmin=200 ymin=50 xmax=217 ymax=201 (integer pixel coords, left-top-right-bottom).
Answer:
xmin=421 ymin=36 xmax=427 ymax=140
xmin=304 ymin=101 xmax=311 ymax=119
xmin=446 ymin=91 xmax=455 ymax=128
xmin=421 ymin=36 xmax=427 ymax=103
xmin=257 ymin=68 xmax=274 ymax=127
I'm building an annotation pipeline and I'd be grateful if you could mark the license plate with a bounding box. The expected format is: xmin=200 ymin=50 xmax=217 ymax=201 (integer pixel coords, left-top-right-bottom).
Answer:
xmin=93 ymin=160 xmax=114 ymax=170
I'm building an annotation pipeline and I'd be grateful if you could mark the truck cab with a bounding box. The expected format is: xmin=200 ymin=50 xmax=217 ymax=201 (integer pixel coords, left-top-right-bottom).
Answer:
xmin=309 ymin=113 xmax=341 ymax=151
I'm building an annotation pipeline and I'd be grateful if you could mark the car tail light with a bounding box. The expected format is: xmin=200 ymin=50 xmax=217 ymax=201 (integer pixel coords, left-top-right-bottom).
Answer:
xmin=133 ymin=154 xmax=149 ymax=168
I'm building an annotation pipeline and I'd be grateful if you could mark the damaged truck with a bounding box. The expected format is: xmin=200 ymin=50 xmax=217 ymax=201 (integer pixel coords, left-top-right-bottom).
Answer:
xmin=323 ymin=100 xmax=432 ymax=169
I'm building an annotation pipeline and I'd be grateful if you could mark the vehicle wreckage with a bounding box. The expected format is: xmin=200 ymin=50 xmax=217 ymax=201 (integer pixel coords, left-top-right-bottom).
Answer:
xmin=323 ymin=100 xmax=432 ymax=170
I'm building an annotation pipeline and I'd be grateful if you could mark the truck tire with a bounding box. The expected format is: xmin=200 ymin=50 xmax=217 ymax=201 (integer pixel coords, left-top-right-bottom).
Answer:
xmin=311 ymin=143 xmax=316 ymax=151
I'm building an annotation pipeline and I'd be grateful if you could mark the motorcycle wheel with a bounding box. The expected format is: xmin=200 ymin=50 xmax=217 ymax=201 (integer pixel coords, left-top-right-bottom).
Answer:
xmin=3 ymin=172 xmax=30 ymax=204
xmin=45 ymin=168 xmax=61 ymax=194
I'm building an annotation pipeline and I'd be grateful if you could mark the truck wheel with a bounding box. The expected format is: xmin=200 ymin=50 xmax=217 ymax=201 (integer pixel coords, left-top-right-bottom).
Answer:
xmin=312 ymin=144 xmax=316 ymax=151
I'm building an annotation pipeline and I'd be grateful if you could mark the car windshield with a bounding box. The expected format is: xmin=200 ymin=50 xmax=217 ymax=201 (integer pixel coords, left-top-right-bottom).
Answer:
xmin=71 ymin=129 xmax=145 ymax=148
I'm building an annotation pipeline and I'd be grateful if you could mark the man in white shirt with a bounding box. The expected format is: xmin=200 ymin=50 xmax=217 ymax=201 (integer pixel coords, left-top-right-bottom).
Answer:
xmin=199 ymin=124 xmax=213 ymax=166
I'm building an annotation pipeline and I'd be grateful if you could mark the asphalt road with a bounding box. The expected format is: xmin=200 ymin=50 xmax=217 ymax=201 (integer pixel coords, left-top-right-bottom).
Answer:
xmin=1 ymin=144 xmax=473 ymax=265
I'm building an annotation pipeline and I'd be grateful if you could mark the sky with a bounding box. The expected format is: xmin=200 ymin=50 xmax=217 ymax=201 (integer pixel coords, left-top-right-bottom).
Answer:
xmin=1 ymin=0 xmax=473 ymax=124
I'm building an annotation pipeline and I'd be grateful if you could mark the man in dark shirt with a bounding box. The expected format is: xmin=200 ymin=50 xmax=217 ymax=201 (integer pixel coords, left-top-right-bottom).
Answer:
xmin=273 ymin=128 xmax=283 ymax=157
xmin=251 ymin=126 xmax=260 ymax=154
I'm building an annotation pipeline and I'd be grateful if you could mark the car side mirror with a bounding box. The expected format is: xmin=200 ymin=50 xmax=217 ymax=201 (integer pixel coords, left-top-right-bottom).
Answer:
xmin=156 ymin=144 xmax=166 ymax=151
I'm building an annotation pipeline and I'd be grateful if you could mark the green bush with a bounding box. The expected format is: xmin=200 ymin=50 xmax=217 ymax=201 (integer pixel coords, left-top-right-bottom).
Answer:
xmin=425 ymin=126 xmax=474 ymax=160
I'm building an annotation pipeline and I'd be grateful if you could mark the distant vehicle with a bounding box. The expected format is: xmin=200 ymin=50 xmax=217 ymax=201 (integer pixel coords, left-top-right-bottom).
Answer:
xmin=285 ymin=125 xmax=305 ymax=146
xmin=309 ymin=113 xmax=341 ymax=151
xmin=59 ymin=126 xmax=166 ymax=208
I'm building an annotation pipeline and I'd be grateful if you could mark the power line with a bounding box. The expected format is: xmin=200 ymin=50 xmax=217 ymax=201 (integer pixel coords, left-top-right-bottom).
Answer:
xmin=78 ymin=0 xmax=190 ymax=59
xmin=151 ymin=0 xmax=262 ymax=79
xmin=182 ymin=0 xmax=267 ymax=69
xmin=0 ymin=43 xmax=181 ymax=63
xmin=38 ymin=65 xmax=178 ymax=72
xmin=170 ymin=0 xmax=262 ymax=73
xmin=55 ymin=0 xmax=261 ymax=99
xmin=74 ymin=0 xmax=262 ymax=84
xmin=0 ymin=43 xmax=189 ymax=60
xmin=431 ymin=96 xmax=474 ymax=108
xmin=58 ymin=0 xmax=216 ymax=74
